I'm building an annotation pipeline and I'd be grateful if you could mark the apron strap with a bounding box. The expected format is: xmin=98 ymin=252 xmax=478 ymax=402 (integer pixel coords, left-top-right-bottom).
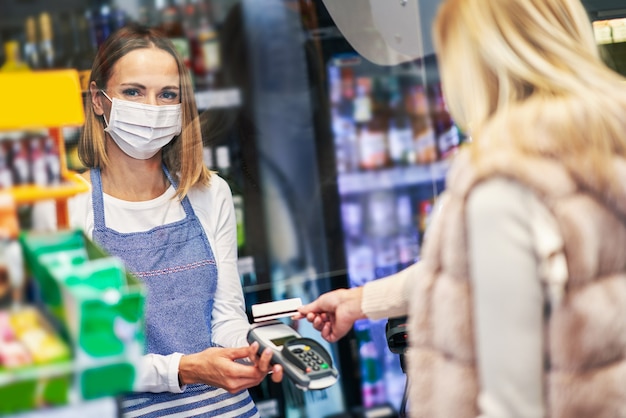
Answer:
xmin=162 ymin=164 xmax=195 ymax=218
xmin=90 ymin=168 xmax=106 ymax=228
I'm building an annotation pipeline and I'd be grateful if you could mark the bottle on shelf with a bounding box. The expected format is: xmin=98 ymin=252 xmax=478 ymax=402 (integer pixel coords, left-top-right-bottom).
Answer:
xmin=195 ymin=0 xmax=222 ymax=90
xmin=356 ymin=76 xmax=390 ymax=171
xmin=0 ymin=140 xmax=13 ymax=189
xmin=94 ymin=4 xmax=113 ymax=49
xmin=237 ymin=255 xmax=258 ymax=312
xmin=23 ymin=16 xmax=41 ymax=70
xmin=418 ymin=197 xmax=435 ymax=238
xmin=365 ymin=77 xmax=391 ymax=170
xmin=158 ymin=2 xmax=193 ymax=83
xmin=328 ymin=65 xmax=342 ymax=106
xmin=66 ymin=11 xmax=97 ymax=90
xmin=29 ymin=134 xmax=48 ymax=187
xmin=387 ymin=78 xmax=414 ymax=167
xmin=395 ymin=191 xmax=420 ymax=271
xmin=0 ymin=231 xmax=25 ymax=309
xmin=341 ymin=196 xmax=375 ymax=287
xmin=353 ymin=76 xmax=372 ymax=132
xmin=62 ymin=126 xmax=84 ymax=173
xmin=333 ymin=108 xmax=359 ymax=175
xmin=337 ymin=66 xmax=355 ymax=119
xmin=431 ymin=82 xmax=460 ymax=160
xmin=332 ymin=66 xmax=359 ymax=174
xmin=84 ymin=8 xmax=102 ymax=51
xmin=181 ymin=1 xmax=203 ymax=90
xmin=407 ymin=84 xmax=437 ymax=165
xmin=366 ymin=189 xmax=399 ymax=279
xmin=215 ymin=145 xmax=246 ymax=251
xmin=55 ymin=12 xmax=75 ymax=70
xmin=356 ymin=326 xmax=386 ymax=408
xmin=109 ymin=5 xmax=128 ymax=33
xmin=202 ymin=145 xmax=214 ymax=170
xmin=10 ymin=133 xmax=31 ymax=186
xmin=44 ymin=133 xmax=62 ymax=185
xmin=38 ymin=12 xmax=58 ymax=69
xmin=1 ymin=40 xmax=31 ymax=72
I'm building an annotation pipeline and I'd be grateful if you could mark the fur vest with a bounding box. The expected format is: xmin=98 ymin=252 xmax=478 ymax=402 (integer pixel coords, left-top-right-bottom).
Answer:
xmin=407 ymin=148 xmax=626 ymax=418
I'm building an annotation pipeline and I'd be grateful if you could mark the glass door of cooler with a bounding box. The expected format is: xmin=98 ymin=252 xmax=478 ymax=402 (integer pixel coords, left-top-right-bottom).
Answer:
xmin=1 ymin=0 xmax=466 ymax=416
xmin=328 ymin=54 xmax=458 ymax=413
xmin=306 ymin=0 xmax=467 ymax=414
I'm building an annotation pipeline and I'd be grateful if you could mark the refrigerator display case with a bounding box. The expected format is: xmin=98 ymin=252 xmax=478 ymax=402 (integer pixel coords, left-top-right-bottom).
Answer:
xmin=311 ymin=14 xmax=460 ymax=417
xmin=238 ymin=0 xmax=464 ymax=415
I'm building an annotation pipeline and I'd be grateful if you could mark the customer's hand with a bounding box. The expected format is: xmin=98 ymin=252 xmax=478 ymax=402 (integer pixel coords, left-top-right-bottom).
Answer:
xmin=178 ymin=343 xmax=283 ymax=393
xmin=294 ymin=287 xmax=366 ymax=343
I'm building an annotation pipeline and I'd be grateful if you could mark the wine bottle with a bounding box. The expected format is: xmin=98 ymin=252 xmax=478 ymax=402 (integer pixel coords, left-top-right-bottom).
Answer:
xmin=196 ymin=0 xmax=221 ymax=90
xmin=159 ymin=3 xmax=192 ymax=77
xmin=38 ymin=12 xmax=58 ymax=69
xmin=66 ymin=11 xmax=97 ymax=90
xmin=23 ymin=16 xmax=41 ymax=70
xmin=215 ymin=146 xmax=246 ymax=251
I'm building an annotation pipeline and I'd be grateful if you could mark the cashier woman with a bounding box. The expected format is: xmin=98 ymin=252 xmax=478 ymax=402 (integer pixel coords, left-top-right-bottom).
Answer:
xmin=33 ymin=24 xmax=282 ymax=417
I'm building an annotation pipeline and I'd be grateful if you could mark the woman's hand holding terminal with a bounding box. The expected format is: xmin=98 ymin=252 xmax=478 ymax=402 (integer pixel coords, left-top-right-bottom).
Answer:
xmin=178 ymin=343 xmax=283 ymax=393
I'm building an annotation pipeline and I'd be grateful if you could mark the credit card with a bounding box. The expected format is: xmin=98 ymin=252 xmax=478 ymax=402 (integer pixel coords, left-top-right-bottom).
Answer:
xmin=251 ymin=298 xmax=303 ymax=323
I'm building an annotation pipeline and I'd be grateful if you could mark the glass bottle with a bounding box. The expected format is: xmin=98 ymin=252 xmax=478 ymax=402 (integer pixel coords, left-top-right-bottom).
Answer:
xmin=215 ymin=145 xmax=246 ymax=251
xmin=407 ymin=84 xmax=436 ymax=165
xmin=341 ymin=196 xmax=375 ymax=288
xmin=38 ymin=12 xmax=57 ymax=69
xmin=159 ymin=2 xmax=192 ymax=82
xmin=196 ymin=0 xmax=221 ymax=90
xmin=23 ymin=16 xmax=41 ymax=70
xmin=0 ymin=41 xmax=30 ymax=72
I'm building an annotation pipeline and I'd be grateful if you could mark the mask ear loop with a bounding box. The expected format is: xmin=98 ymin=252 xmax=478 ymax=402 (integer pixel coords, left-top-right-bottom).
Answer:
xmin=100 ymin=90 xmax=112 ymax=127
xmin=100 ymin=90 xmax=113 ymax=102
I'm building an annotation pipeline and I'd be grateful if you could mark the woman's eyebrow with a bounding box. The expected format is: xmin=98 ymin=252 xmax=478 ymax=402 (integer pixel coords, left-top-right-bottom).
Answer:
xmin=119 ymin=82 xmax=146 ymax=89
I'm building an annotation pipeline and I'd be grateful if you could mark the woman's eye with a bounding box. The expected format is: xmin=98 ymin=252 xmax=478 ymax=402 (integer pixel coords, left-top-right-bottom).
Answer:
xmin=161 ymin=91 xmax=179 ymax=101
xmin=122 ymin=89 xmax=141 ymax=97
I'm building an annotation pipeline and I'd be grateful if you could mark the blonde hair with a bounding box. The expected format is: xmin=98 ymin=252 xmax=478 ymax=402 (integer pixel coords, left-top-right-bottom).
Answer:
xmin=433 ymin=0 xmax=626 ymax=185
xmin=79 ymin=24 xmax=210 ymax=199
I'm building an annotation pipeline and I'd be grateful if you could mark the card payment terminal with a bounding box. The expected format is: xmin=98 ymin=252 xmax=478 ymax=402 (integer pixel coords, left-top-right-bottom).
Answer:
xmin=247 ymin=299 xmax=339 ymax=391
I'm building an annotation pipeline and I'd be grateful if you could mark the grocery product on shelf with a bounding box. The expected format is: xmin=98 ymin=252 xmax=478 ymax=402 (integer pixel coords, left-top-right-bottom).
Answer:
xmin=0 ymin=40 xmax=30 ymax=73
xmin=0 ymin=69 xmax=145 ymax=417
xmin=0 ymin=307 xmax=73 ymax=414
xmin=0 ymin=70 xmax=88 ymax=212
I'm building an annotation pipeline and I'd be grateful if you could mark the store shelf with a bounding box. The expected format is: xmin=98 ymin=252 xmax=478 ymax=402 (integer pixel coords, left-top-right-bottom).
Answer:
xmin=195 ymin=87 xmax=241 ymax=110
xmin=0 ymin=70 xmax=88 ymax=229
xmin=338 ymin=159 xmax=451 ymax=195
xmin=10 ymin=172 xmax=89 ymax=204
xmin=0 ymin=70 xmax=85 ymax=131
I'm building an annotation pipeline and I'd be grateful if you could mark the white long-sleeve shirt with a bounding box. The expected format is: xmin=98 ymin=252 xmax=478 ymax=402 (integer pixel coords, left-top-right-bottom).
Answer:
xmin=32 ymin=174 xmax=251 ymax=393
xmin=362 ymin=178 xmax=563 ymax=418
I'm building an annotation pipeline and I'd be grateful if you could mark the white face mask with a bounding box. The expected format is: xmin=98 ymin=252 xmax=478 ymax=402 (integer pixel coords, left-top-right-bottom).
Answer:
xmin=101 ymin=91 xmax=182 ymax=160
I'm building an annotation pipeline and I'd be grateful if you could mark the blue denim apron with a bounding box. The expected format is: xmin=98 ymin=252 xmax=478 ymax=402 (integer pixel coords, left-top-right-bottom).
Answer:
xmin=90 ymin=167 xmax=259 ymax=418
